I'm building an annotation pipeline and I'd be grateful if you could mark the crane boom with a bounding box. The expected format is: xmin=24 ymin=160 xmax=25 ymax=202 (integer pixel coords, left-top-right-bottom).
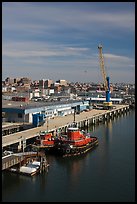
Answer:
xmin=98 ymin=44 xmax=108 ymax=91
xmin=98 ymin=44 xmax=112 ymax=109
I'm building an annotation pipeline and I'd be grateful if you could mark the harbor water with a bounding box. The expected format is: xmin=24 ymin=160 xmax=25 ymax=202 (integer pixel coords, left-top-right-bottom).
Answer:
xmin=2 ymin=110 xmax=135 ymax=202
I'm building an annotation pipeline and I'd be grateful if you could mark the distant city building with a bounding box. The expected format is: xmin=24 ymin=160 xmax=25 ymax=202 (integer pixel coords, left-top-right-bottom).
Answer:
xmin=2 ymin=86 xmax=8 ymax=93
xmin=31 ymin=88 xmax=40 ymax=98
xmin=61 ymin=86 xmax=71 ymax=94
xmin=16 ymin=85 xmax=30 ymax=92
xmin=49 ymin=89 xmax=54 ymax=95
xmin=20 ymin=77 xmax=31 ymax=85
xmin=39 ymin=79 xmax=45 ymax=89
xmin=5 ymin=77 xmax=14 ymax=85
xmin=39 ymin=79 xmax=53 ymax=89
xmin=54 ymin=85 xmax=62 ymax=93
xmin=52 ymin=82 xmax=60 ymax=87
xmin=44 ymin=79 xmax=53 ymax=88
xmin=12 ymin=96 xmax=29 ymax=102
xmin=56 ymin=79 xmax=68 ymax=86
xmin=14 ymin=78 xmax=21 ymax=84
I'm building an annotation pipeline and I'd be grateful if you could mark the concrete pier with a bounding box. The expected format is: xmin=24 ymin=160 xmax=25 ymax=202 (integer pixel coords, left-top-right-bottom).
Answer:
xmin=2 ymin=104 xmax=130 ymax=149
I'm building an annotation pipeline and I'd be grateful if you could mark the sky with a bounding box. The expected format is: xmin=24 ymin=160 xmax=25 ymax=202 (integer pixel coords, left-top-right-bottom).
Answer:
xmin=2 ymin=2 xmax=135 ymax=84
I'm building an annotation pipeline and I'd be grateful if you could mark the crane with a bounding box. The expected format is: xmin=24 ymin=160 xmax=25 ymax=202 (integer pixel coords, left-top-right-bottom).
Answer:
xmin=98 ymin=44 xmax=112 ymax=109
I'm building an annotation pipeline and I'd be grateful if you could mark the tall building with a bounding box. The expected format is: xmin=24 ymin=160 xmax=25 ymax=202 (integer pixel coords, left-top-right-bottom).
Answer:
xmin=39 ymin=79 xmax=53 ymax=89
xmin=44 ymin=79 xmax=53 ymax=88
xmin=39 ymin=79 xmax=45 ymax=89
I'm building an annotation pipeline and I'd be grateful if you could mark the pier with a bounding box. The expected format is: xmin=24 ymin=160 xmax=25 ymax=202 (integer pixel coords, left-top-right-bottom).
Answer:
xmin=2 ymin=151 xmax=38 ymax=170
xmin=2 ymin=104 xmax=130 ymax=150
xmin=2 ymin=151 xmax=49 ymax=172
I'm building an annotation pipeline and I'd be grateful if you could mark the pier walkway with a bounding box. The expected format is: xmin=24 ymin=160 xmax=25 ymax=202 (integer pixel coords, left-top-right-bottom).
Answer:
xmin=2 ymin=151 xmax=39 ymax=170
xmin=2 ymin=104 xmax=129 ymax=149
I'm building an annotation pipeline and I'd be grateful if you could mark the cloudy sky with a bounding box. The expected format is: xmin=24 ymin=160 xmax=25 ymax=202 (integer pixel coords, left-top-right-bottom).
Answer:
xmin=2 ymin=2 xmax=135 ymax=83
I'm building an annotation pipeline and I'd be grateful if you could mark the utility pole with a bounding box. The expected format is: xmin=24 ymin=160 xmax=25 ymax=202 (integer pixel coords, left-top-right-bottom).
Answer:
xmin=47 ymin=117 xmax=49 ymax=132
xmin=74 ymin=107 xmax=76 ymax=123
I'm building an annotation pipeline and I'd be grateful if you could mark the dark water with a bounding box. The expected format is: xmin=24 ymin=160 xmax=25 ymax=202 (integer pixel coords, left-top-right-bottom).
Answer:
xmin=2 ymin=110 xmax=135 ymax=202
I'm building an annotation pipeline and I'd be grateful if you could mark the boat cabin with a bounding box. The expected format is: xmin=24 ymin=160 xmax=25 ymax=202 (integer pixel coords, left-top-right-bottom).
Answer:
xmin=67 ymin=127 xmax=85 ymax=140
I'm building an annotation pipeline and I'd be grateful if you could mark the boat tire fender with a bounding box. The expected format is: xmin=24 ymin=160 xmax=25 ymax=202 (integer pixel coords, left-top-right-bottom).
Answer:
xmin=66 ymin=148 xmax=70 ymax=154
xmin=76 ymin=148 xmax=79 ymax=153
xmin=71 ymin=149 xmax=75 ymax=154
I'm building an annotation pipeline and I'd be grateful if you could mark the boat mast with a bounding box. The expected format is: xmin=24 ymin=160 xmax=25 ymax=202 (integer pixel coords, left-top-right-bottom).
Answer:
xmin=47 ymin=117 xmax=49 ymax=132
xmin=74 ymin=107 xmax=76 ymax=123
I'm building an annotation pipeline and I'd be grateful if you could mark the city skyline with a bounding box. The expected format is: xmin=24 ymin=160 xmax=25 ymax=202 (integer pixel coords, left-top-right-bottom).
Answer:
xmin=2 ymin=2 xmax=135 ymax=83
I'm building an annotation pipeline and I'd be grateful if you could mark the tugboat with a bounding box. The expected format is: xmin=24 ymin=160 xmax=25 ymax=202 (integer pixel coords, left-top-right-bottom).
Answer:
xmin=32 ymin=116 xmax=56 ymax=152
xmin=34 ymin=131 xmax=56 ymax=153
xmin=54 ymin=125 xmax=98 ymax=157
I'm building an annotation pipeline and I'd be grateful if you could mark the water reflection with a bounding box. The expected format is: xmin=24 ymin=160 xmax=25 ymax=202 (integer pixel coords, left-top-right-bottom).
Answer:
xmin=54 ymin=150 xmax=96 ymax=188
xmin=104 ymin=119 xmax=113 ymax=142
xmin=2 ymin=110 xmax=135 ymax=202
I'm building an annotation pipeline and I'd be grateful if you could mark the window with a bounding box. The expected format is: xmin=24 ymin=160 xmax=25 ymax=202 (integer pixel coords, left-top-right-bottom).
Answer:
xmin=18 ymin=113 xmax=22 ymax=118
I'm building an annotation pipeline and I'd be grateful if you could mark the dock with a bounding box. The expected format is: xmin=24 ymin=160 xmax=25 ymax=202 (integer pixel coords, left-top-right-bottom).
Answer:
xmin=2 ymin=151 xmax=49 ymax=174
xmin=2 ymin=104 xmax=130 ymax=150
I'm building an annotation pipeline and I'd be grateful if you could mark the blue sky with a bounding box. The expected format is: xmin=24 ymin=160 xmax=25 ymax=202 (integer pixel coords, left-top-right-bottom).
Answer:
xmin=2 ymin=2 xmax=135 ymax=83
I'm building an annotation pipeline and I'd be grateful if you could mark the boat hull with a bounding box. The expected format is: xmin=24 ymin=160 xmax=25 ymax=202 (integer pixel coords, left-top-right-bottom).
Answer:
xmin=53 ymin=139 xmax=99 ymax=157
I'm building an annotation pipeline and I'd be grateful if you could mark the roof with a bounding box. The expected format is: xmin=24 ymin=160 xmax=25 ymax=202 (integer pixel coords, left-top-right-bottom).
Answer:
xmin=20 ymin=166 xmax=37 ymax=174
xmin=68 ymin=127 xmax=79 ymax=131
xmin=2 ymin=99 xmax=88 ymax=114
xmin=87 ymin=97 xmax=123 ymax=101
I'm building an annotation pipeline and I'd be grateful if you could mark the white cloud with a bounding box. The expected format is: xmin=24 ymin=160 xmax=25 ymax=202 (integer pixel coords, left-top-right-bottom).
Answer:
xmin=2 ymin=41 xmax=90 ymax=58
xmin=2 ymin=2 xmax=135 ymax=34
xmin=104 ymin=53 xmax=134 ymax=62
xmin=2 ymin=2 xmax=135 ymax=83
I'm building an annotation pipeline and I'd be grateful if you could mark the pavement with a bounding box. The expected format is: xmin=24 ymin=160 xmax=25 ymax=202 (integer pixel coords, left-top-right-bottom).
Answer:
xmin=2 ymin=104 xmax=128 ymax=148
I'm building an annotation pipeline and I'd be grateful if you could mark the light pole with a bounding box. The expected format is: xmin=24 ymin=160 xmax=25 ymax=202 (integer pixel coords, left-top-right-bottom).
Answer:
xmin=47 ymin=117 xmax=49 ymax=133
xmin=19 ymin=136 xmax=26 ymax=152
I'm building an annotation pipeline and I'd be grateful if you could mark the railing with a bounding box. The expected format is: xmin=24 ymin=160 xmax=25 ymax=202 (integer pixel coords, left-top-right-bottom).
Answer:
xmin=2 ymin=151 xmax=39 ymax=170
xmin=2 ymin=155 xmax=24 ymax=170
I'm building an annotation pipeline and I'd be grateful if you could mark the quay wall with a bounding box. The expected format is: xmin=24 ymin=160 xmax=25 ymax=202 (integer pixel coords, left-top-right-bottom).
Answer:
xmin=2 ymin=104 xmax=130 ymax=148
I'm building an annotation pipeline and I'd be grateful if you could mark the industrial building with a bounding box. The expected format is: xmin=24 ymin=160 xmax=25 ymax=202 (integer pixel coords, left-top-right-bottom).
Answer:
xmin=2 ymin=100 xmax=90 ymax=126
xmin=86 ymin=97 xmax=123 ymax=104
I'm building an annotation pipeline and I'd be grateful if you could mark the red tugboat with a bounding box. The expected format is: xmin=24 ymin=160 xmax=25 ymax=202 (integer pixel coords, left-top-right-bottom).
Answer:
xmin=35 ymin=132 xmax=56 ymax=153
xmin=54 ymin=126 xmax=98 ymax=157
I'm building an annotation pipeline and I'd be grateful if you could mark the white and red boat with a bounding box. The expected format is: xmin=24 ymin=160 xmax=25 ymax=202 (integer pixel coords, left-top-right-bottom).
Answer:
xmin=54 ymin=126 xmax=98 ymax=157
xmin=35 ymin=132 xmax=56 ymax=153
